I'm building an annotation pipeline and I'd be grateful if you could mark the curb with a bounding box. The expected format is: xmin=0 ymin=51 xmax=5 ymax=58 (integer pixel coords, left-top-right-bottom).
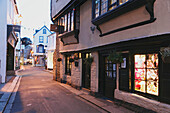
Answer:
xmin=0 ymin=75 xmax=21 ymax=113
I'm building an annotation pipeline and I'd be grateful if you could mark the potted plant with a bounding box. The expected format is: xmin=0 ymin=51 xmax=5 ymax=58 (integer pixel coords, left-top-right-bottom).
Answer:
xmin=107 ymin=51 xmax=123 ymax=63
xmin=57 ymin=58 xmax=62 ymax=62
xmin=69 ymin=58 xmax=74 ymax=62
xmin=160 ymin=47 xmax=170 ymax=63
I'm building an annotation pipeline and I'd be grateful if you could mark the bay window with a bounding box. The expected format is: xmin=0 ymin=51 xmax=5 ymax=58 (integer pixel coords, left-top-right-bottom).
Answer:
xmin=58 ymin=9 xmax=74 ymax=34
xmin=94 ymin=0 xmax=129 ymax=18
xmin=134 ymin=54 xmax=159 ymax=96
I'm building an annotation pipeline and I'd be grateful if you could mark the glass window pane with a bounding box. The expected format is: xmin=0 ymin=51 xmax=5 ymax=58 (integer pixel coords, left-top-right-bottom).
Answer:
xmin=147 ymin=81 xmax=158 ymax=96
xmin=109 ymin=0 xmax=117 ymax=10
xmin=135 ymin=69 xmax=145 ymax=80
xmin=147 ymin=54 xmax=158 ymax=68
xmin=64 ymin=14 xmax=67 ymax=31
xmin=147 ymin=69 xmax=158 ymax=81
xmin=135 ymin=80 xmax=146 ymax=93
xmin=71 ymin=10 xmax=74 ymax=31
xmin=101 ymin=0 xmax=108 ymax=15
xmin=119 ymin=0 xmax=128 ymax=5
xmin=113 ymin=64 xmax=116 ymax=70
xmin=135 ymin=55 xmax=146 ymax=68
xmin=68 ymin=12 xmax=70 ymax=31
xmin=95 ymin=0 xmax=100 ymax=17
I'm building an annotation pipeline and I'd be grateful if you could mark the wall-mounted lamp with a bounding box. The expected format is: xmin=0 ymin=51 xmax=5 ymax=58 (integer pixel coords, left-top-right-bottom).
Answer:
xmin=90 ymin=26 xmax=95 ymax=34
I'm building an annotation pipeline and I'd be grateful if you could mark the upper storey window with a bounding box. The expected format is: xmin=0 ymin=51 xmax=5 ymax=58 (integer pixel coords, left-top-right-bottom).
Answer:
xmin=94 ymin=0 xmax=129 ymax=18
xmin=43 ymin=29 xmax=46 ymax=34
xmin=58 ymin=9 xmax=75 ymax=34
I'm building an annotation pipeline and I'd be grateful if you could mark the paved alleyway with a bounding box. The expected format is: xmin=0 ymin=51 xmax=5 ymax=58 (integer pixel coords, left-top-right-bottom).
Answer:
xmin=11 ymin=66 xmax=106 ymax=113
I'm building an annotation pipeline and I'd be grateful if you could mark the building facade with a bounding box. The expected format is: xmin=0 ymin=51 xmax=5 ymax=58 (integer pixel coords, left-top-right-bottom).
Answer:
xmin=0 ymin=0 xmax=21 ymax=83
xmin=46 ymin=33 xmax=56 ymax=69
xmin=33 ymin=25 xmax=52 ymax=66
xmin=51 ymin=0 xmax=170 ymax=112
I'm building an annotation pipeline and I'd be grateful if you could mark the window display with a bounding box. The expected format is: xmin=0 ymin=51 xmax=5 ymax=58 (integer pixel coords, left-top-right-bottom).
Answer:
xmin=134 ymin=54 xmax=158 ymax=96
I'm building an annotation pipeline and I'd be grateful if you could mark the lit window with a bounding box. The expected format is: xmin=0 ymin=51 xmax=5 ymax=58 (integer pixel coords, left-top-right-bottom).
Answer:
xmin=95 ymin=0 xmax=100 ymax=17
xmin=65 ymin=55 xmax=71 ymax=75
xmin=71 ymin=10 xmax=74 ymax=31
xmin=64 ymin=14 xmax=67 ymax=31
xmin=68 ymin=12 xmax=71 ymax=31
xmin=101 ymin=0 xmax=108 ymax=15
xmin=134 ymin=54 xmax=159 ymax=96
xmin=94 ymin=0 xmax=129 ymax=18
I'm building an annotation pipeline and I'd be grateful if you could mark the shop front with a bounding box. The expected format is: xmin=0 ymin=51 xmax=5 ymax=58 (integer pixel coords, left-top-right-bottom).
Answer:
xmin=98 ymin=34 xmax=170 ymax=111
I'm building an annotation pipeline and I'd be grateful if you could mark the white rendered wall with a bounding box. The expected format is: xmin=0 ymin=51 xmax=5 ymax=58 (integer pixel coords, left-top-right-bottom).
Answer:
xmin=33 ymin=26 xmax=51 ymax=55
xmin=0 ymin=0 xmax=7 ymax=83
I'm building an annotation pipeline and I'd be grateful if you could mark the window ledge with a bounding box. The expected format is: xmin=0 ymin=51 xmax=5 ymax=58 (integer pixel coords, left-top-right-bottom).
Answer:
xmin=92 ymin=0 xmax=148 ymax=25
xmin=58 ymin=30 xmax=75 ymax=38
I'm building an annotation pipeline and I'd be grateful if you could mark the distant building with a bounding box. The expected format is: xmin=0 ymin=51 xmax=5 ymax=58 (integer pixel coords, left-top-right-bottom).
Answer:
xmin=0 ymin=0 xmax=21 ymax=83
xmin=33 ymin=25 xmax=52 ymax=66
xmin=46 ymin=33 xmax=56 ymax=69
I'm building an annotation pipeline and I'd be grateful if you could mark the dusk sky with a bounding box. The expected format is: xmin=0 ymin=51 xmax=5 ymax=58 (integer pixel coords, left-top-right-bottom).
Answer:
xmin=17 ymin=0 xmax=52 ymax=40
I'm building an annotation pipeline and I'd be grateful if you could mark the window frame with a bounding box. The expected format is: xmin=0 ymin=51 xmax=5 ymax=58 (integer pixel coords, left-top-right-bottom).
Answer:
xmin=65 ymin=55 xmax=72 ymax=75
xmin=43 ymin=29 xmax=46 ymax=34
xmin=39 ymin=36 xmax=44 ymax=43
xmin=58 ymin=8 xmax=75 ymax=34
xmin=133 ymin=53 xmax=159 ymax=96
xmin=94 ymin=0 xmax=129 ymax=18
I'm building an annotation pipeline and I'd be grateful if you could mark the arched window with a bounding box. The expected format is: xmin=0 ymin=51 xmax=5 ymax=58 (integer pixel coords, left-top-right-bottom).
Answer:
xmin=43 ymin=29 xmax=46 ymax=34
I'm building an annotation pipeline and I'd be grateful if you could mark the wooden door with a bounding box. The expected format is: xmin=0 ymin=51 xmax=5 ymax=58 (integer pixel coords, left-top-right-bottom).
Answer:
xmin=119 ymin=53 xmax=129 ymax=91
xmin=82 ymin=53 xmax=91 ymax=89
xmin=104 ymin=57 xmax=117 ymax=99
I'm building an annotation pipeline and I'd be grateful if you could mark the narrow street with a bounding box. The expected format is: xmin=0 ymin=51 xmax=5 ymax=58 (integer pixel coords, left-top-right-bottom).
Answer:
xmin=11 ymin=66 xmax=106 ymax=113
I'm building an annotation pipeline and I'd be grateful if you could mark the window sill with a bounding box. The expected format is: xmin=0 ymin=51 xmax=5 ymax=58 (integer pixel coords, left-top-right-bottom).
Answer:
xmin=58 ymin=30 xmax=75 ymax=38
xmin=92 ymin=0 xmax=148 ymax=25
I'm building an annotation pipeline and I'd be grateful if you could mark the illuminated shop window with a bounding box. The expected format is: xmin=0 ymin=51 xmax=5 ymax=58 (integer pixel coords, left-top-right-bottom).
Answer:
xmin=134 ymin=54 xmax=159 ymax=96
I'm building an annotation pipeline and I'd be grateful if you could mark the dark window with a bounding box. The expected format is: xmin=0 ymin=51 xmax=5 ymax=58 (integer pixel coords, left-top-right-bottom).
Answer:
xmin=65 ymin=55 xmax=71 ymax=75
xmin=134 ymin=54 xmax=159 ymax=96
xmin=105 ymin=58 xmax=117 ymax=78
xmin=43 ymin=29 xmax=46 ymax=34
xmin=39 ymin=36 xmax=44 ymax=43
xmin=94 ymin=0 xmax=129 ymax=18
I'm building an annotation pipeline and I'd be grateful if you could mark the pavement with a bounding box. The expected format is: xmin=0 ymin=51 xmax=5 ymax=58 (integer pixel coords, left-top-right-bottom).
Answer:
xmin=0 ymin=65 xmax=155 ymax=113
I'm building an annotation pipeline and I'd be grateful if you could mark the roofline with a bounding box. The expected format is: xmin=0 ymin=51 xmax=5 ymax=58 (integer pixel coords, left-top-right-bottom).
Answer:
xmin=51 ymin=0 xmax=87 ymax=23
xmin=33 ymin=25 xmax=52 ymax=36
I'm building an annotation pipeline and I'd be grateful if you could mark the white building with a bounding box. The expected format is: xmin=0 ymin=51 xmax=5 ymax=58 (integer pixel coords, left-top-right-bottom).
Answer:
xmin=46 ymin=33 xmax=56 ymax=69
xmin=33 ymin=25 xmax=52 ymax=66
xmin=0 ymin=0 xmax=21 ymax=83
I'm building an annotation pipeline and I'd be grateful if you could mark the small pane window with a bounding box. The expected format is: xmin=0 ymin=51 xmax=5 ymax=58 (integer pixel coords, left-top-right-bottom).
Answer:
xmin=134 ymin=54 xmax=159 ymax=96
xmin=39 ymin=36 xmax=44 ymax=43
xmin=95 ymin=0 xmax=100 ymax=17
xmin=39 ymin=46 xmax=44 ymax=53
xmin=101 ymin=0 xmax=108 ymax=15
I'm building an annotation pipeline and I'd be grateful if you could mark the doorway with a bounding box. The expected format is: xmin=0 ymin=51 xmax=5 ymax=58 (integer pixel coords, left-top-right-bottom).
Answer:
xmin=82 ymin=53 xmax=91 ymax=89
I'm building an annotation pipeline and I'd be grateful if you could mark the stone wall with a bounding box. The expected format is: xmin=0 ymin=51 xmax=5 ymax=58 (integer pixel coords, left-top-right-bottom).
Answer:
xmin=115 ymin=89 xmax=170 ymax=113
xmin=71 ymin=58 xmax=81 ymax=88
xmin=90 ymin=52 xmax=99 ymax=93
xmin=53 ymin=34 xmax=61 ymax=81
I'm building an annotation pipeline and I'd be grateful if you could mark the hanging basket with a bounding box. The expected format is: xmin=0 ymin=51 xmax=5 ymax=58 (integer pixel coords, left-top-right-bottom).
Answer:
xmin=160 ymin=47 xmax=170 ymax=63
xmin=69 ymin=58 xmax=74 ymax=62
xmin=107 ymin=51 xmax=123 ymax=63
xmin=57 ymin=58 xmax=62 ymax=62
